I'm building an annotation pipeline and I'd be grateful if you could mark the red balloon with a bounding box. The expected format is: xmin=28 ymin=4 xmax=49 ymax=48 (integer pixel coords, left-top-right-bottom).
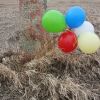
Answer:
xmin=58 ymin=30 xmax=78 ymax=53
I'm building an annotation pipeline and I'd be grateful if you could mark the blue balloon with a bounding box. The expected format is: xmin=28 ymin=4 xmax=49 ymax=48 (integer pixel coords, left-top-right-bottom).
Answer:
xmin=65 ymin=6 xmax=86 ymax=29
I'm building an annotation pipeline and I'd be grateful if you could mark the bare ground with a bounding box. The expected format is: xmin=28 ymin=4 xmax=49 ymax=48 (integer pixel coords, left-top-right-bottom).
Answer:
xmin=0 ymin=0 xmax=100 ymax=100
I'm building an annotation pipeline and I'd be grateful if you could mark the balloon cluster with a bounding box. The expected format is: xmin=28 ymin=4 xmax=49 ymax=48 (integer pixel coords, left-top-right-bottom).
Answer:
xmin=42 ymin=6 xmax=100 ymax=54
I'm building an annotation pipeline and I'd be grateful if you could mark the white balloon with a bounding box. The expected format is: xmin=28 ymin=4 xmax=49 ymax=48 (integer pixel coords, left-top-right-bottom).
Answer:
xmin=73 ymin=21 xmax=95 ymax=36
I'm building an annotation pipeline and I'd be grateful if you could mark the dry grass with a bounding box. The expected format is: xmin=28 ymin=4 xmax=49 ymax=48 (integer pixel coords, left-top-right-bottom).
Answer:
xmin=0 ymin=1 xmax=100 ymax=100
xmin=0 ymin=49 xmax=100 ymax=100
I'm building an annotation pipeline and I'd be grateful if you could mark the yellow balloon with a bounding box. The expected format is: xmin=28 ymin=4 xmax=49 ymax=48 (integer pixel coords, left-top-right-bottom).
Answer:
xmin=78 ymin=32 xmax=100 ymax=54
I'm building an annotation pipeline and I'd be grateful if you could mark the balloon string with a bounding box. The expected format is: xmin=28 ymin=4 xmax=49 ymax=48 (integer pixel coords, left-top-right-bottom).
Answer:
xmin=66 ymin=28 xmax=72 ymax=32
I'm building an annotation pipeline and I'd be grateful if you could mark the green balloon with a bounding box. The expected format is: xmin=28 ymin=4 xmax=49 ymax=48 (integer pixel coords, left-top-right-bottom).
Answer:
xmin=42 ymin=10 xmax=67 ymax=33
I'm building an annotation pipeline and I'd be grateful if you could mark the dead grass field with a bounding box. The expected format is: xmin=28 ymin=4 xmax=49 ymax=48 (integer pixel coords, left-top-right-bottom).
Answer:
xmin=0 ymin=0 xmax=100 ymax=100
